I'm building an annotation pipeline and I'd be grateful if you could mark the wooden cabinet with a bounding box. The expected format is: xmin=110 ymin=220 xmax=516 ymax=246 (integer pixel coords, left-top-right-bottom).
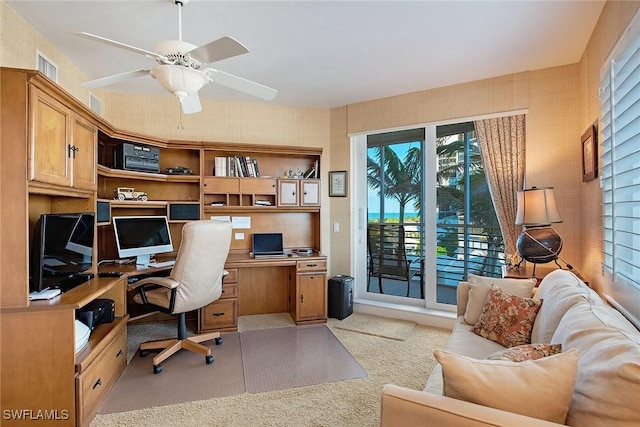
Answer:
xmin=277 ymin=179 xmax=320 ymax=207
xmin=198 ymin=268 xmax=239 ymax=332
xmin=29 ymin=87 xmax=97 ymax=191
xmin=290 ymin=259 xmax=327 ymax=324
xmin=301 ymin=179 xmax=321 ymax=206
xmin=75 ymin=318 xmax=127 ymax=426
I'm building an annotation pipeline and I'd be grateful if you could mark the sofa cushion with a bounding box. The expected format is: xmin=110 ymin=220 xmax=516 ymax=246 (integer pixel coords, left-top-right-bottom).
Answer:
xmin=531 ymin=270 xmax=592 ymax=343
xmin=487 ymin=343 xmax=562 ymax=362
xmin=551 ymin=298 xmax=640 ymax=427
xmin=434 ymin=348 xmax=578 ymax=424
xmin=464 ymin=274 xmax=537 ymax=325
xmin=424 ymin=316 xmax=505 ymax=395
xmin=471 ymin=287 xmax=542 ymax=347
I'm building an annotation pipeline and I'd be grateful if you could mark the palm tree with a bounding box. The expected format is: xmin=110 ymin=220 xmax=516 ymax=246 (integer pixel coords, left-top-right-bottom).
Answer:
xmin=367 ymin=144 xmax=421 ymax=223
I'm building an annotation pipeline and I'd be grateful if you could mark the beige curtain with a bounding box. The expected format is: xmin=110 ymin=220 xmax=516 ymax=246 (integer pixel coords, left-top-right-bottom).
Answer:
xmin=474 ymin=115 xmax=525 ymax=267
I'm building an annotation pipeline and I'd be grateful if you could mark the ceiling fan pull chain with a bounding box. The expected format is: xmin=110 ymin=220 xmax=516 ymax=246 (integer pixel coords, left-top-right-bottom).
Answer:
xmin=177 ymin=104 xmax=184 ymax=130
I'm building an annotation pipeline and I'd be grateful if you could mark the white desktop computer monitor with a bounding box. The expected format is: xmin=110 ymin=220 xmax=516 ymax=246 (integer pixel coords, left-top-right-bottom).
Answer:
xmin=112 ymin=215 xmax=173 ymax=267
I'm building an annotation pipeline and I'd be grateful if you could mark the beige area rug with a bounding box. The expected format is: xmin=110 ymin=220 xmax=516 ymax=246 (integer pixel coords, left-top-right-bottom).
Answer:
xmin=91 ymin=315 xmax=451 ymax=427
xmin=334 ymin=313 xmax=416 ymax=341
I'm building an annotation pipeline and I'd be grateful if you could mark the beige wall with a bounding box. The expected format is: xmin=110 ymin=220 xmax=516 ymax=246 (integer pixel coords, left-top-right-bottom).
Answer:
xmin=3 ymin=0 xmax=640 ymax=289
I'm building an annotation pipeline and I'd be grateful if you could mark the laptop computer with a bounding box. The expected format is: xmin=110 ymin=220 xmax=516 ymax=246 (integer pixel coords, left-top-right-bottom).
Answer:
xmin=252 ymin=233 xmax=287 ymax=258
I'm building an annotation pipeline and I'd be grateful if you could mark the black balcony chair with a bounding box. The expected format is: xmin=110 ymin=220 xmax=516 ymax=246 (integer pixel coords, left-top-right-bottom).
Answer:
xmin=367 ymin=223 xmax=423 ymax=298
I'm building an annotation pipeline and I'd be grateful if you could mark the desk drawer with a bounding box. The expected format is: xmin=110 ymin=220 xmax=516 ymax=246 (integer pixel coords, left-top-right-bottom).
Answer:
xmin=223 ymin=268 xmax=238 ymax=284
xmin=199 ymin=298 xmax=238 ymax=332
xmin=297 ymin=260 xmax=327 ymax=272
xmin=220 ymin=283 xmax=238 ymax=299
xmin=76 ymin=325 xmax=127 ymax=426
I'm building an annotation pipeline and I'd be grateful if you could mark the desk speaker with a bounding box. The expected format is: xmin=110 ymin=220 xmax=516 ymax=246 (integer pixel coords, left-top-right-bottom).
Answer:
xmin=97 ymin=201 xmax=111 ymax=223
xmin=169 ymin=203 xmax=200 ymax=220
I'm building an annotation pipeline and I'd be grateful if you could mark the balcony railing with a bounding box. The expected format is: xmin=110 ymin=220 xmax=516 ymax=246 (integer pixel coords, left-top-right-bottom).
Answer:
xmin=369 ymin=221 xmax=505 ymax=303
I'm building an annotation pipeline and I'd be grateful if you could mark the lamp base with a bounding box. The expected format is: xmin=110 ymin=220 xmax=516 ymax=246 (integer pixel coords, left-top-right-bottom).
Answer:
xmin=516 ymin=226 xmax=563 ymax=265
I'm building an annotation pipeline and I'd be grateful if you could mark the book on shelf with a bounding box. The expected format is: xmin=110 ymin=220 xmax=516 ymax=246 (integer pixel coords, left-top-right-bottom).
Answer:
xmin=214 ymin=157 xmax=227 ymax=176
xmin=214 ymin=155 xmax=263 ymax=178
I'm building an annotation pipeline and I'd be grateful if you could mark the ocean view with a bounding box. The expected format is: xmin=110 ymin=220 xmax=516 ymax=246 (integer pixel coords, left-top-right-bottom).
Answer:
xmin=368 ymin=212 xmax=420 ymax=222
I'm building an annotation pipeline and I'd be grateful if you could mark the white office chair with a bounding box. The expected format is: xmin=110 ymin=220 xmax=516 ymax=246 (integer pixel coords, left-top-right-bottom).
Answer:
xmin=129 ymin=220 xmax=232 ymax=374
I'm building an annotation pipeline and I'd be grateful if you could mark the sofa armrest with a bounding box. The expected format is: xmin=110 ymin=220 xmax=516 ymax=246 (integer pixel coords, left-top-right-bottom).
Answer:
xmin=380 ymin=385 xmax=564 ymax=427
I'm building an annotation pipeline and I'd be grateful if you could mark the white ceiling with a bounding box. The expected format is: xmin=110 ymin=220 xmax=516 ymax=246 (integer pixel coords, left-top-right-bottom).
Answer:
xmin=7 ymin=0 xmax=606 ymax=109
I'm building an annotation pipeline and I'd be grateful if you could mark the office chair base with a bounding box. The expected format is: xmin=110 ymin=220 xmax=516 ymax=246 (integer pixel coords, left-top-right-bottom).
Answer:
xmin=139 ymin=331 xmax=223 ymax=374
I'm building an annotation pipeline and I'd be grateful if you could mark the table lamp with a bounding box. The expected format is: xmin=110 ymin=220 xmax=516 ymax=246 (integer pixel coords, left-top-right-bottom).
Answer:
xmin=515 ymin=187 xmax=563 ymax=276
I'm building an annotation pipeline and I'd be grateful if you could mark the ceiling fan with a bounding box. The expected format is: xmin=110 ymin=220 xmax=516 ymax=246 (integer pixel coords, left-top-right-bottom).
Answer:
xmin=71 ymin=0 xmax=277 ymax=114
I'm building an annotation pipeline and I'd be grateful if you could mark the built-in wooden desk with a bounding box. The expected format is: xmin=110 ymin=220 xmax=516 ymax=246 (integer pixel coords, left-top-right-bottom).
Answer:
xmin=109 ymin=251 xmax=328 ymax=333
xmin=205 ymin=251 xmax=328 ymax=332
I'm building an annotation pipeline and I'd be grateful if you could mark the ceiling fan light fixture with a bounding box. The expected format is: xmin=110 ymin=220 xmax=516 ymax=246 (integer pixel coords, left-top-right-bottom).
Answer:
xmin=150 ymin=65 xmax=209 ymax=100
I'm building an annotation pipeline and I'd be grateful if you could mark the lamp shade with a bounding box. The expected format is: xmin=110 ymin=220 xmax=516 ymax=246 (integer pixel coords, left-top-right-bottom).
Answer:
xmin=150 ymin=65 xmax=209 ymax=101
xmin=515 ymin=187 xmax=562 ymax=226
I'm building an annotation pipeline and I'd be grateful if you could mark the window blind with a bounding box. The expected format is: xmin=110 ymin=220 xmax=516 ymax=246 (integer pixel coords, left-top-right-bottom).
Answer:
xmin=599 ymin=11 xmax=640 ymax=329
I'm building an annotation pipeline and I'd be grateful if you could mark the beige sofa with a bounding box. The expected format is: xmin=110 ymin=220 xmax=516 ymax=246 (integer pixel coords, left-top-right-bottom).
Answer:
xmin=380 ymin=269 xmax=640 ymax=426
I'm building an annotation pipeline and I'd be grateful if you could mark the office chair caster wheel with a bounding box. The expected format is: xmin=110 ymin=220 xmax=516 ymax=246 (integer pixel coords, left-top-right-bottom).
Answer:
xmin=153 ymin=364 xmax=163 ymax=374
xmin=139 ymin=349 xmax=149 ymax=358
xmin=215 ymin=337 xmax=223 ymax=345
xmin=205 ymin=355 xmax=214 ymax=364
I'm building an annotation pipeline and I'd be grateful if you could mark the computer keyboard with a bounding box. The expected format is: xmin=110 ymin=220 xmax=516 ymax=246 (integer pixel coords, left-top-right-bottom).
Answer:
xmin=148 ymin=260 xmax=176 ymax=268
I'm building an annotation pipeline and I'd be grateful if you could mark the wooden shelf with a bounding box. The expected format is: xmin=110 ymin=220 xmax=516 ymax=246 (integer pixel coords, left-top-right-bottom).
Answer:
xmin=97 ymin=165 xmax=199 ymax=183
xmin=75 ymin=315 xmax=128 ymax=373
xmin=109 ymin=200 xmax=169 ymax=209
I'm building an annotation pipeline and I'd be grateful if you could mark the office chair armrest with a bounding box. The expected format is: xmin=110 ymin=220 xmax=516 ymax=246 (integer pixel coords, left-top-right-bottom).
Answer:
xmin=129 ymin=276 xmax=180 ymax=291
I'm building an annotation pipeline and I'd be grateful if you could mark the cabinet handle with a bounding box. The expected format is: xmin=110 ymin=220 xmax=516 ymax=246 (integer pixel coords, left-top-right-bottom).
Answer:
xmin=211 ymin=312 xmax=225 ymax=317
xmin=116 ymin=349 xmax=123 ymax=358
xmin=300 ymin=294 xmax=304 ymax=303
xmin=68 ymin=144 xmax=79 ymax=159
xmin=306 ymin=264 xmax=317 ymax=267
xmin=93 ymin=378 xmax=102 ymax=390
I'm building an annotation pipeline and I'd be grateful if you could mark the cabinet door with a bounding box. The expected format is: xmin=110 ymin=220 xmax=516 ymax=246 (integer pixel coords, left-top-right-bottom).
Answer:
xmin=240 ymin=178 xmax=277 ymax=195
xmin=29 ymin=88 xmax=72 ymax=187
xmin=296 ymin=272 xmax=327 ymax=322
xmin=301 ymin=180 xmax=320 ymax=206
xmin=71 ymin=115 xmax=98 ymax=190
xmin=277 ymin=180 xmax=299 ymax=206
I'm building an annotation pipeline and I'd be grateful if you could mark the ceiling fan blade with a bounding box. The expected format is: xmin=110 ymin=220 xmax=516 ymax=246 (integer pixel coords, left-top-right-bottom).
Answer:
xmin=188 ymin=37 xmax=249 ymax=64
xmin=206 ymin=69 xmax=278 ymax=101
xmin=69 ymin=32 xmax=165 ymax=61
xmin=81 ymin=69 xmax=150 ymax=88
xmin=181 ymin=92 xmax=202 ymax=114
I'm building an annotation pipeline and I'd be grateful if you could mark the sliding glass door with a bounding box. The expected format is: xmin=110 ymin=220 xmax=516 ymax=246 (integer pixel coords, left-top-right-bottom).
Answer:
xmin=355 ymin=122 xmax=504 ymax=310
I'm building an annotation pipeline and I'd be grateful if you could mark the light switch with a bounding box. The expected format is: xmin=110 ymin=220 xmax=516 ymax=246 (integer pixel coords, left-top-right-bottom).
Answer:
xmin=333 ymin=222 xmax=340 ymax=233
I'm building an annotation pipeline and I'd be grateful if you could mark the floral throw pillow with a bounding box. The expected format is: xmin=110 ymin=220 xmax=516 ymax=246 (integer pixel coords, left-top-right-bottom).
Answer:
xmin=470 ymin=287 xmax=542 ymax=347
xmin=488 ymin=343 xmax=562 ymax=362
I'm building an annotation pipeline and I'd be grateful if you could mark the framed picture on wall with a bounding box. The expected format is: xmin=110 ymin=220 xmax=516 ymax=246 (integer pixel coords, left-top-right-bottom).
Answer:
xmin=329 ymin=171 xmax=348 ymax=197
xmin=581 ymin=124 xmax=597 ymax=182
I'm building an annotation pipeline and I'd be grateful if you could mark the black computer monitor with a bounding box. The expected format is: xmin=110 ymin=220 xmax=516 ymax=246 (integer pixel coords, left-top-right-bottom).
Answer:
xmin=30 ymin=213 xmax=95 ymax=293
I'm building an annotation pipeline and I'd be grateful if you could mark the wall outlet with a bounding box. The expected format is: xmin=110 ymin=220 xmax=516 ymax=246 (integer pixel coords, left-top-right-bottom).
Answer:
xmin=235 ymin=232 xmax=244 ymax=240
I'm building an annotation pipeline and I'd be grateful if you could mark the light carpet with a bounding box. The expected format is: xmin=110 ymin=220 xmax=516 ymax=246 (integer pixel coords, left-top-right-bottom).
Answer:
xmin=333 ymin=312 xmax=416 ymax=341
xmin=90 ymin=316 xmax=451 ymax=427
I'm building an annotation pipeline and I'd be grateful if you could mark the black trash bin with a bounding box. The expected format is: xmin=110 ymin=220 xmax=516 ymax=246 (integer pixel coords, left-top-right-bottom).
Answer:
xmin=328 ymin=275 xmax=354 ymax=320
